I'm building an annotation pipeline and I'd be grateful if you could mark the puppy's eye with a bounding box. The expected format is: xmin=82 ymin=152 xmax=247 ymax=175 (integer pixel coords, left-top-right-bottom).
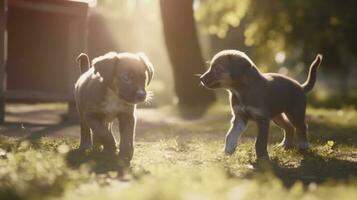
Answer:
xmin=121 ymin=75 xmax=131 ymax=83
xmin=212 ymin=66 xmax=223 ymax=74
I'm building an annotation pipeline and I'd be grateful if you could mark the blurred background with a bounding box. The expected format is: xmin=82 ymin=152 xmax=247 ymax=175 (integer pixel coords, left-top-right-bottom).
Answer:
xmin=1 ymin=2 xmax=357 ymax=198
xmin=1 ymin=0 xmax=357 ymax=123
xmin=95 ymin=0 xmax=357 ymax=109
xmin=92 ymin=0 xmax=357 ymax=108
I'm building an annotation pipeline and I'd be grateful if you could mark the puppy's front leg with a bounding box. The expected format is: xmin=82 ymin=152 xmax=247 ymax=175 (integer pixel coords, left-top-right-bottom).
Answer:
xmin=225 ymin=116 xmax=247 ymax=154
xmin=118 ymin=113 xmax=136 ymax=162
xmin=255 ymin=119 xmax=270 ymax=158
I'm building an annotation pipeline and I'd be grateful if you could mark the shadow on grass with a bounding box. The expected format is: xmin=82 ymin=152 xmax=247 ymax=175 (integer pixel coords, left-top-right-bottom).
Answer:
xmin=268 ymin=114 xmax=357 ymax=147
xmin=308 ymin=121 xmax=357 ymax=146
xmin=0 ymin=121 xmax=77 ymax=139
xmin=247 ymin=150 xmax=357 ymax=188
xmin=65 ymin=149 xmax=130 ymax=176
xmin=0 ymin=189 xmax=22 ymax=200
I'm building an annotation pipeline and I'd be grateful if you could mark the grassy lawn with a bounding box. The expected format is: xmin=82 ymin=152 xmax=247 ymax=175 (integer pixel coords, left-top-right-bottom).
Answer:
xmin=0 ymin=106 xmax=356 ymax=200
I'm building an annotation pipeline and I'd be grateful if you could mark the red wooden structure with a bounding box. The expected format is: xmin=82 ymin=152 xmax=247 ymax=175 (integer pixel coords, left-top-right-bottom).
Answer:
xmin=0 ymin=0 xmax=92 ymax=123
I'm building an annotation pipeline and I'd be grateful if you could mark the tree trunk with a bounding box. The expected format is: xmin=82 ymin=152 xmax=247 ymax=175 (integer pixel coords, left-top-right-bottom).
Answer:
xmin=160 ymin=0 xmax=215 ymax=115
xmin=0 ymin=0 xmax=6 ymax=124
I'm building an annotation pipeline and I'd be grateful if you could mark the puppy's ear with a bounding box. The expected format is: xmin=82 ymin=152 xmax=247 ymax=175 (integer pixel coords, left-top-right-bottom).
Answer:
xmin=228 ymin=57 xmax=253 ymax=79
xmin=227 ymin=54 xmax=239 ymax=77
xmin=93 ymin=52 xmax=118 ymax=83
xmin=137 ymin=52 xmax=154 ymax=85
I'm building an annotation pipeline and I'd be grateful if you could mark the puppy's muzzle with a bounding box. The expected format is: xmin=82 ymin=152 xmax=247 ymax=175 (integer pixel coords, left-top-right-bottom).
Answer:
xmin=119 ymin=89 xmax=146 ymax=104
xmin=135 ymin=90 xmax=146 ymax=102
xmin=200 ymin=73 xmax=221 ymax=89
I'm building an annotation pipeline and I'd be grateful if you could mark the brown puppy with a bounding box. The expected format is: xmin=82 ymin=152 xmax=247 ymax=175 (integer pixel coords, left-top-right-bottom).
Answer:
xmin=75 ymin=52 xmax=154 ymax=162
xmin=200 ymin=50 xmax=322 ymax=159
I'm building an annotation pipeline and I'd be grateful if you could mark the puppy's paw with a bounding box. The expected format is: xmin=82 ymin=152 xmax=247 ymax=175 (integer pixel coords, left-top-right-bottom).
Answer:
xmin=93 ymin=144 xmax=104 ymax=153
xmin=118 ymin=158 xmax=131 ymax=169
xmin=298 ymin=142 xmax=310 ymax=150
xmin=278 ymin=142 xmax=294 ymax=150
xmin=224 ymin=144 xmax=237 ymax=155
xmin=79 ymin=144 xmax=92 ymax=152
xmin=224 ymin=134 xmax=239 ymax=155
xmin=254 ymin=156 xmax=271 ymax=170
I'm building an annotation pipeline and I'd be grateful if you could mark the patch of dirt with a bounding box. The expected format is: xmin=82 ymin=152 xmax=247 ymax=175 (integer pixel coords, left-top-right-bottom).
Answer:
xmin=0 ymin=103 xmax=229 ymax=139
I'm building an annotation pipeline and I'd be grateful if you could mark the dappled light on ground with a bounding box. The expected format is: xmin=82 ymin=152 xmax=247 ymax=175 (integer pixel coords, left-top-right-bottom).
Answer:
xmin=0 ymin=103 xmax=356 ymax=199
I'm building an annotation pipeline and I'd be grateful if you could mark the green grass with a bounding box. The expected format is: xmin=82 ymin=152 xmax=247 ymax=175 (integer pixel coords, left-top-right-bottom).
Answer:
xmin=0 ymin=106 xmax=357 ymax=200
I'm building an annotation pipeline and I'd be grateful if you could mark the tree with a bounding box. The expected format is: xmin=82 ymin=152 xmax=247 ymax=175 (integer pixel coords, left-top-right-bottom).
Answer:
xmin=0 ymin=0 xmax=6 ymax=124
xmin=160 ymin=0 xmax=216 ymax=118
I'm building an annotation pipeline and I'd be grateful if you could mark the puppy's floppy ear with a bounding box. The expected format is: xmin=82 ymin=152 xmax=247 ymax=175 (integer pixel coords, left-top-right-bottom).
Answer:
xmin=137 ymin=52 xmax=154 ymax=85
xmin=228 ymin=57 xmax=253 ymax=79
xmin=93 ymin=52 xmax=118 ymax=83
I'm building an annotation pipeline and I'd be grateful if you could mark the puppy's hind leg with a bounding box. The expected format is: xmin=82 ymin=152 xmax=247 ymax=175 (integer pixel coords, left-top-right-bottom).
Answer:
xmin=86 ymin=115 xmax=117 ymax=154
xmin=224 ymin=116 xmax=247 ymax=155
xmin=92 ymin=131 xmax=103 ymax=152
xmin=273 ymin=113 xmax=295 ymax=149
xmin=286 ymin=105 xmax=309 ymax=150
xmin=79 ymin=119 xmax=92 ymax=150
xmin=92 ymin=122 xmax=116 ymax=152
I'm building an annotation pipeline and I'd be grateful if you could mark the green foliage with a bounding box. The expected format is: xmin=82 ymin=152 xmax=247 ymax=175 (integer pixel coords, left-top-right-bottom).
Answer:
xmin=0 ymin=138 xmax=89 ymax=200
xmin=196 ymin=0 xmax=250 ymax=38
xmin=196 ymin=0 xmax=357 ymax=69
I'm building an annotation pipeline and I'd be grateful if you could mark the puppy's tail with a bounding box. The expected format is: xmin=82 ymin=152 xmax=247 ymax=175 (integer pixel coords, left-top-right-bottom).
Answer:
xmin=76 ymin=53 xmax=90 ymax=74
xmin=301 ymin=54 xmax=322 ymax=93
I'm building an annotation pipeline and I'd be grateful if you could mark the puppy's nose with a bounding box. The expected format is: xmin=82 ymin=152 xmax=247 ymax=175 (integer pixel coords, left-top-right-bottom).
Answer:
xmin=135 ymin=90 xmax=146 ymax=101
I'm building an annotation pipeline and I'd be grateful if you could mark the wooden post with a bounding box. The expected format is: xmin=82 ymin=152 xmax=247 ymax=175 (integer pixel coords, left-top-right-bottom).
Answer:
xmin=0 ymin=0 xmax=7 ymax=124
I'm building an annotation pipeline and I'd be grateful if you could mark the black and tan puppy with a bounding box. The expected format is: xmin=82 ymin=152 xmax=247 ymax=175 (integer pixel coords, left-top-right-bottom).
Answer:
xmin=75 ymin=52 xmax=154 ymax=162
xmin=200 ymin=50 xmax=322 ymax=159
